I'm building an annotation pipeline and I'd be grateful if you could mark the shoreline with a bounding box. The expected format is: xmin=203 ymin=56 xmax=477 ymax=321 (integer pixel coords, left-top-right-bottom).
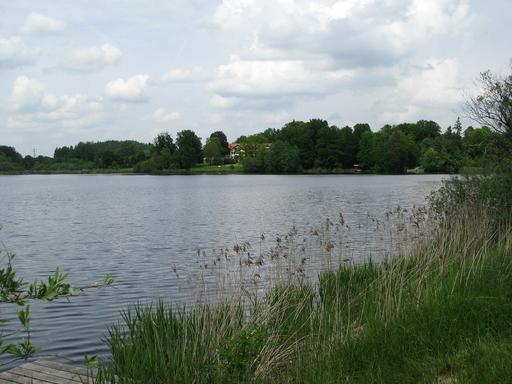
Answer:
xmin=0 ymin=169 xmax=447 ymax=176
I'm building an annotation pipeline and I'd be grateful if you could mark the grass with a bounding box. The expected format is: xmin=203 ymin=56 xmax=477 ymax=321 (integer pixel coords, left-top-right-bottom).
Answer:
xmin=188 ymin=162 xmax=244 ymax=174
xmin=94 ymin=200 xmax=512 ymax=383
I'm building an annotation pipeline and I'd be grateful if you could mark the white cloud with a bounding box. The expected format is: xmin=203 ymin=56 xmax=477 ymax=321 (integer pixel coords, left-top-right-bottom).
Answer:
xmin=19 ymin=12 xmax=65 ymax=34
xmin=214 ymin=0 xmax=363 ymax=32
xmin=0 ymin=36 xmax=38 ymax=68
xmin=398 ymin=58 xmax=461 ymax=105
xmin=105 ymin=74 xmax=150 ymax=102
xmin=10 ymin=76 xmax=47 ymax=111
xmin=213 ymin=0 xmax=472 ymax=68
xmin=8 ymin=76 xmax=104 ymax=130
xmin=208 ymin=55 xmax=354 ymax=99
xmin=207 ymin=0 xmax=471 ymax=112
xmin=210 ymin=94 xmax=239 ymax=108
xmin=153 ymin=108 xmax=180 ymax=122
xmin=65 ymin=43 xmax=122 ymax=72
xmin=162 ymin=66 xmax=208 ymax=82
xmin=378 ymin=58 xmax=462 ymax=123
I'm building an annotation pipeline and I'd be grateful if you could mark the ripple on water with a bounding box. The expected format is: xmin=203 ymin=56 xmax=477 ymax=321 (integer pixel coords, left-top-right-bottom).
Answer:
xmin=0 ymin=174 xmax=447 ymax=366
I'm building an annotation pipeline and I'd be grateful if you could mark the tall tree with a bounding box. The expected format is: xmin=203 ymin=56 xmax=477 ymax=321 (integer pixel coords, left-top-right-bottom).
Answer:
xmin=203 ymin=137 xmax=223 ymax=165
xmin=264 ymin=141 xmax=301 ymax=173
xmin=353 ymin=123 xmax=371 ymax=155
xmin=315 ymin=126 xmax=344 ymax=169
xmin=153 ymin=132 xmax=176 ymax=154
xmin=175 ymin=130 xmax=203 ymax=169
xmin=209 ymin=131 xmax=229 ymax=156
xmin=357 ymin=130 xmax=375 ymax=170
xmin=465 ymin=65 xmax=512 ymax=138
xmin=385 ymin=130 xmax=418 ymax=173
xmin=152 ymin=132 xmax=176 ymax=169
xmin=339 ymin=126 xmax=355 ymax=167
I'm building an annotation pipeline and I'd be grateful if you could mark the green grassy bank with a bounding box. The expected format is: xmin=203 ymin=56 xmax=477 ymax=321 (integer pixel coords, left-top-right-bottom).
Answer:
xmin=93 ymin=175 xmax=512 ymax=383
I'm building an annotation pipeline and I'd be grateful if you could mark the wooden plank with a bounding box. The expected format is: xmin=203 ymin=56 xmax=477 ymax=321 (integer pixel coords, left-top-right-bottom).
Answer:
xmin=9 ymin=366 xmax=78 ymax=384
xmin=0 ymin=370 xmax=55 ymax=384
xmin=0 ymin=360 xmax=94 ymax=384
xmin=32 ymin=361 xmax=91 ymax=377
xmin=16 ymin=363 xmax=92 ymax=384
xmin=0 ymin=378 xmax=18 ymax=384
xmin=0 ymin=374 xmax=24 ymax=384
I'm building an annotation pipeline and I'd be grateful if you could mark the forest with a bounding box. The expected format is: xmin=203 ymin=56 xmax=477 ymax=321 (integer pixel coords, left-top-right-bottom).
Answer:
xmin=0 ymin=118 xmax=498 ymax=174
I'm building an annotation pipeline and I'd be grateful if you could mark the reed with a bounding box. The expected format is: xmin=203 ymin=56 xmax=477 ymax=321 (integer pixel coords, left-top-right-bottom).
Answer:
xmin=94 ymin=186 xmax=512 ymax=383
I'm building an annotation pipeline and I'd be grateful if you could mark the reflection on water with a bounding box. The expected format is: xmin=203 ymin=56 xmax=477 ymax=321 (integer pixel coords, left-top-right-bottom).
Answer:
xmin=0 ymin=174 xmax=446 ymax=365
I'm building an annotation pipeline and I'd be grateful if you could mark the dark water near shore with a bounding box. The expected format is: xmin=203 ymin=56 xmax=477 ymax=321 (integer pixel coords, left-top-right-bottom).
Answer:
xmin=0 ymin=174 xmax=446 ymax=366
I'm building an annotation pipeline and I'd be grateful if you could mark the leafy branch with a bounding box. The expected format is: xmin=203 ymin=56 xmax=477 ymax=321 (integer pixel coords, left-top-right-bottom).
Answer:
xmin=0 ymin=233 xmax=113 ymax=363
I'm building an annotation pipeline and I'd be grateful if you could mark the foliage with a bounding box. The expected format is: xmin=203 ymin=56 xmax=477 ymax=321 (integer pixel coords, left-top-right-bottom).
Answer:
xmin=241 ymin=141 xmax=301 ymax=173
xmin=0 ymin=147 xmax=24 ymax=172
xmin=0 ymin=234 xmax=113 ymax=364
xmin=241 ymin=149 xmax=266 ymax=173
xmin=55 ymin=141 xmax=151 ymax=169
xmin=95 ymin=194 xmax=512 ymax=383
xmin=465 ymin=64 xmax=512 ymax=139
xmin=315 ymin=125 xmax=354 ymax=168
xmin=263 ymin=141 xmax=301 ymax=173
xmin=210 ymin=131 xmax=230 ymax=156
xmin=175 ymin=130 xmax=203 ymax=169
xmin=203 ymin=137 xmax=224 ymax=165
xmin=0 ymin=116 xmax=505 ymax=175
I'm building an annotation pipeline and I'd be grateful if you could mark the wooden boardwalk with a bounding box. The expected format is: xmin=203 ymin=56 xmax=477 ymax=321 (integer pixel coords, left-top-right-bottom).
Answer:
xmin=0 ymin=360 xmax=93 ymax=384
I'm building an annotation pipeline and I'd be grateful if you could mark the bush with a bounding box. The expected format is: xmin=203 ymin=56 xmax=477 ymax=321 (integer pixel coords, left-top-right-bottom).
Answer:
xmin=133 ymin=159 xmax=158 ymax=173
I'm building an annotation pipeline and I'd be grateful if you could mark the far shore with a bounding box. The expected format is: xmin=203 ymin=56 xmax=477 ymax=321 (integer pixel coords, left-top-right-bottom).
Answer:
xmin=0 ymin=169 xmax=449 ymax=176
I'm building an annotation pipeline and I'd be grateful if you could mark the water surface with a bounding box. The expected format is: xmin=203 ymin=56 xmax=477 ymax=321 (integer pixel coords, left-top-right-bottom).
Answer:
xmin=0 ymin=174 xmax=446 ymax=365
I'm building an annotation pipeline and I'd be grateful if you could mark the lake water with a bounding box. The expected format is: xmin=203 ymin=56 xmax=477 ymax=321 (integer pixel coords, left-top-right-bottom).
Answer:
xmin=0 ymin=174 xmax=446 ymax=366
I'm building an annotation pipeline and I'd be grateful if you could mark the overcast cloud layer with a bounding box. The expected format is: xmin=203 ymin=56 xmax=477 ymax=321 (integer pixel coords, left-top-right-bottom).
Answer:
xmin=0 ymin=0 xmax=510 ymax=155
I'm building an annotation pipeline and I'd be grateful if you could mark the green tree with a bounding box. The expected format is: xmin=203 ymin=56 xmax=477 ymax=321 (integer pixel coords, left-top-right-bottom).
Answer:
xmin=209 ymin=131 xmax=229 ymax=156
xmin=241 ymin=149 xmax=266 ymax=173
xmin=375 ymin=129 xmax=418 ymax=173
xmin=463 ymin=126 xmax=497 ymax=163
xmin=204 ymin=137 xmax=223 ymax=165
xmin=339 ymin=126 xmax=356 ymax=167
xmin=264 ymin=141 xmax=301 ymax=173
xmin=0 ymin=146 xmax=23 ymax=172
xmin=73 ymin=142 xmax=97 ymax=162
xmin=357 ymin=130 xmax=375 ymax=170
xmin=405 ymin=120 xmax=441 ymax=143
xmin=152 ymin=132 xmax=176 ymax=169
xmin=315 ymin=126 xmax=344 ymax=169
xmin=153 ymin=132 xmax=176 ymax=154
xmin=454 ymin=117 xmax=463 ymax=136
xmin=420 ymin=147 xmax=449 ymax=172
xmin=387 ymin=130 xmax=413 ymax=173
xmin=0 ymin=146 xmax=23 ymax=163
xmin=353 ymin=123 xmax=371 ymax=156
xmin=279 ymin=120 xmax=325 ymax=169
xmin=238 ymin=134 xmax=268 ymax=158
xmin=54 ymin=146 xmax=72 ymax=162
xmin=175 ymin=130 xmax=203 ymax=169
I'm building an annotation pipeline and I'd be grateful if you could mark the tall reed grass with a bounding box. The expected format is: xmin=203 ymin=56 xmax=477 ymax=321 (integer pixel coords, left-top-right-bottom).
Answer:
xmin=94 ymin=195 xmax=512 ymax=383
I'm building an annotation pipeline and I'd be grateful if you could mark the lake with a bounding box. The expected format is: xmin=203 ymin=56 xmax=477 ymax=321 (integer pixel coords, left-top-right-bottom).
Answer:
xmin=0 ymin=174 xmax=446 ymax=366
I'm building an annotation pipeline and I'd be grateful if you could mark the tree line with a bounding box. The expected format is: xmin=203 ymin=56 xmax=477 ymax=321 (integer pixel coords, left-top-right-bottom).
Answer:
xmin=236 ymin=118 xmax=499 ymax=174
xmin=0 ymin=119 xmax=500 ymax=174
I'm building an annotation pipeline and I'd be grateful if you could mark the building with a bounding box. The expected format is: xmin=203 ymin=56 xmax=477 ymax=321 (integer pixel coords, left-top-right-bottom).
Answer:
xmin=228 ymin=143 xmax=244 ymax=160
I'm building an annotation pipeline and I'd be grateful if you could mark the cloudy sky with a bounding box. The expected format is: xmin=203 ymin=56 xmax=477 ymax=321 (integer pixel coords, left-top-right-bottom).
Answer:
xmin=1 ymin=0 xmax=510 ymax=156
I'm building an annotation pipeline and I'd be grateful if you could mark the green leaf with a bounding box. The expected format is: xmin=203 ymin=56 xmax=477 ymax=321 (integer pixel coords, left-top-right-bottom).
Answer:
xmin=17 ymin=305 xmax=30 ymax=331
xmin=104 ymin=274 xmax=115 ymax=286
xmin=84 ymin=354 xmax=98 ymax=367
